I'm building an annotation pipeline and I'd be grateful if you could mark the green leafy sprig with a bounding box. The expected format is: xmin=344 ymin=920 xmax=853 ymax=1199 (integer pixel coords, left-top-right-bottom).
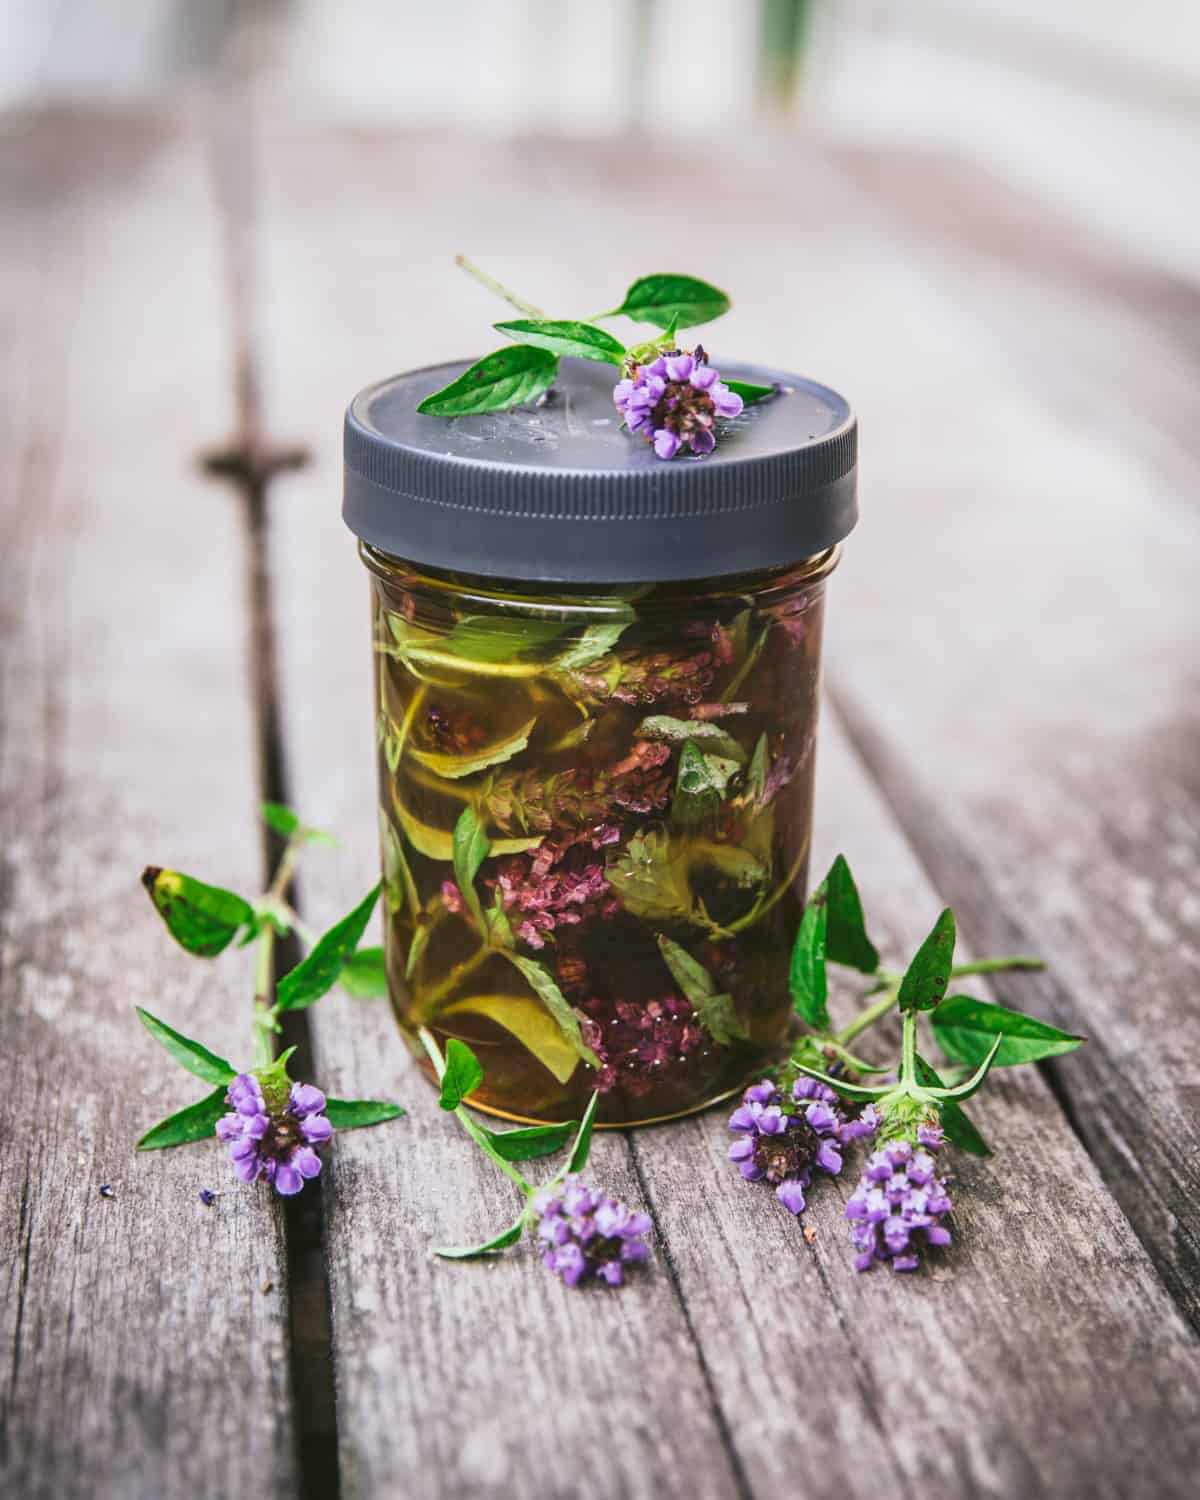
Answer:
xmin=417 ymin=259 xmax=775 ymax=417
xmin=418 ymin=1026 xmax=599 ymax=1260
xmin=135 ymin=803 xmax=404 ymax=1151
xmin=785 ymin=854 xmax=1080 ymax=1154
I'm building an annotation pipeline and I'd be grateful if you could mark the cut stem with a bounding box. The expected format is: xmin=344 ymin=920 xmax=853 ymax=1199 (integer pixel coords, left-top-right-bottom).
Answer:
xmin=836 ymin=980 xmax=900 ymax=1047
xmin=455 ymin=255 xmax=546 ymax=320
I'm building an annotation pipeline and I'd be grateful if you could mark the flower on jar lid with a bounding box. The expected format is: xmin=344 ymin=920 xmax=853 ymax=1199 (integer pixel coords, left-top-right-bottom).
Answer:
xmin=533 ymin=1175 xmax=652 ymax=1287
xmin=613 ymin=346 xmax=743 ymax=460
xmin=215 ymin=1071 xmax=333 ymax=1197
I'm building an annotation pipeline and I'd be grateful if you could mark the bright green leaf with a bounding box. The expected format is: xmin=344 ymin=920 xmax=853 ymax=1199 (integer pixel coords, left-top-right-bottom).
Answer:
xmin=790 ymin=1061 xmax=891 ymax=1102
xmin=897 ymin=908 xmax=956 ymax=1014
xmin=789 ymin=893 xmax=829 ymax=1030
xmin=494 ymin=318 xmax=626 ymax=366
xmin=261 ymin=801 xmax=301 ymax=836
xmin=135 ymin=1007 xmax=237 ymax=1086
xmin=603 ymin=273 xmax=730 ymax=330
xmin=439 ymin=1038 xmax=484 ymax=1110
xmin=913 ymin=1054 xmax=991 ymax=1157
xmin=323 ymin=1097 xmax=407 ymax=1129
xmin=136 ymin=1085 xmax=229 ymax=1150
xmin=339 ymin=946 xmax=389 ymax=999
xmin=932 ymin=994 xmax=1083 ymax=1068
xmin=417 ymin=346 xmax=558 ymax=416
xmin=822 ymin=855 xmax=880 ymax=975
xmin=141 ymin=867 xmax=255 ymax=957
xmin=928 ymin=1033 xmax=1003 ymax=1102
xmin=724 ymin=378 xmax=775 ymax=405
xmin=567 ymin=1089 xmax=601 ymax=1174
xmin=481 ymin=1120 xmax=577 ymax=1162
xmin=276 ymin=884 xmax=382 ymax=1011
xmin=434 ymin=1215 xmax=526 ymax=1260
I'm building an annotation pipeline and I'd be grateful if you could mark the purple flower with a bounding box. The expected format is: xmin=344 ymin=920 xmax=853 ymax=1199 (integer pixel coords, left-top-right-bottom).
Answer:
xmin=613 ymin=345 xmax=744 ymax=461
xmin=533 ymin=1175 xmax=652 ymax=1288
xmin=727 ymin=1076 xmax=860 ymax=1214
xmin=580 ymin=992 xmax=704 ymax=1096
xmin=215 ymin=1073 xmax=333 ymax=1197
xmin=845 ymin=1124 xmax=953 ymax=1273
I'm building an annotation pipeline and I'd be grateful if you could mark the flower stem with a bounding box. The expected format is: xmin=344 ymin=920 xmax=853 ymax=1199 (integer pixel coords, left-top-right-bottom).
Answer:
xmin=949 ymin=955 xmax=1045 ymax=976
xmin=455 ymin=254 xmax=546 ymax=320
xmin=417 ymin=1026 xmax=534 ymax=1196
xmin=251 ymin=835 xmax=305 ymax=1069
xmin=900 ymin=1011 xmax=918 ymax=1083
xmin=836 ymin=981 xmax=900 ymax=1047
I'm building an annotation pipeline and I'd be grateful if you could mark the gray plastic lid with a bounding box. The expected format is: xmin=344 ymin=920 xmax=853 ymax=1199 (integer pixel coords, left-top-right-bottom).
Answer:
xmin=343 ymin=356 xmax=856 ymax=584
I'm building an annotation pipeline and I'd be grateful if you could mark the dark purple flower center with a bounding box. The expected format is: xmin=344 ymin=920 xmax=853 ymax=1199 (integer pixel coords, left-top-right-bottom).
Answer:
xmin=263 ymin=1113 xmax=304 ymax=1163
xmin=755 ymin=1115 xmax=822 ymax=1182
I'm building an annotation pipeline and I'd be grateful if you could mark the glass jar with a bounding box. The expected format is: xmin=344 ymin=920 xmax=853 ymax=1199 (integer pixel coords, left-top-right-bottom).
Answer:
xmin=344 ymin=356 xmax=857 ymax=1125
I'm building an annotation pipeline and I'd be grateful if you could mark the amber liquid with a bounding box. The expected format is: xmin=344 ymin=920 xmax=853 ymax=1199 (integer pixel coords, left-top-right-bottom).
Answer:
xmin=365 ymin=547 xmax=833 ymax=1125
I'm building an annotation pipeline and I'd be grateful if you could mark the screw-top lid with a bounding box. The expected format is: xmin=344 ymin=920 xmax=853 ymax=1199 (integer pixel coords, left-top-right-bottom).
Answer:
xmin=343 ymin=357 xmax=856 ymax=584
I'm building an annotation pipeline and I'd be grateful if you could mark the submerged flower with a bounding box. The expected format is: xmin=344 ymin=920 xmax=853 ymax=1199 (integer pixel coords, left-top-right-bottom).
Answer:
xmin=580 ymin=992 xmax=705 ymax=1096
xmin=484 ymin=742 xmax=673 ymax=835
xmin=491 ymin=831 xmax=623 ymax=951
xmin=727 ymin=1076 xmax=864 ymax=1215
xmin=846 ymin=1123 xmax=952 ymax=1273
xmin=613 ymin=346 xmax=743 ymax=460
xmin=534 ymin=1176 xmax=652 ymax=1287
xmin=215 ymin=1073 xmax=333 ymax=1196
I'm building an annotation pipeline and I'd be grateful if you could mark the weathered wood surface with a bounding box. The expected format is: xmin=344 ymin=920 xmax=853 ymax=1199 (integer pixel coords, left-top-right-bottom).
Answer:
xmin=253 ymin=126 xmax=1200 ymax=1497
xmin=0 ymin=114 xmax=296 ymax=1498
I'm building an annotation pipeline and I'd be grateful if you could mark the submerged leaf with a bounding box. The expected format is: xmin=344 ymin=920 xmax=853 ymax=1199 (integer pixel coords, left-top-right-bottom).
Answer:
xmin=670 ymin=741 xmax=741 ymax=828
xmin=502 ymin=953 xmax=600 ymax=1069
xmin=442 ymin=995 xmax=581 ymax=1085
xmin=551 ymin=615 xmax=635 ymax=673
xmin=635 ymin=715 xmax=747 ymax=764
xmin=656 ymin=935 xmax=748 ymax=1044
xmin=452 ymin=807 xmax=491 ymax=933
xmin=392 ymin=788 xmax=543 ymax=861
xmin=412 ymin=716 xmax=537 ymax=781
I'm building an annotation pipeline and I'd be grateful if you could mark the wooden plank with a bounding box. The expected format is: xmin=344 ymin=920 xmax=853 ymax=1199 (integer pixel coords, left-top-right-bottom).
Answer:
xmin=0 ymin=112 xmax=296 ymax=1499
xmin=253 ymin=126 xmax=1200 ymax=1497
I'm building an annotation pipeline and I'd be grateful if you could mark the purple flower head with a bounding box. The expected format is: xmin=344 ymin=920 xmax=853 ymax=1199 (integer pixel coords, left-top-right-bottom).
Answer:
xmin=580 ymin=992 xmax=705 ymax=1097
xmin=727 ymin=1076 xmax=860 ymax=1215
xmin=533 ymin=1175 xmax=652 ymax=1288
xmin=215 ymin=1071 xmax=333 ymax=1197
xmin=845 ymin=1127 xmax=953 ymax=1273
xmin=613 ymin=346 xmax=743 ymax=461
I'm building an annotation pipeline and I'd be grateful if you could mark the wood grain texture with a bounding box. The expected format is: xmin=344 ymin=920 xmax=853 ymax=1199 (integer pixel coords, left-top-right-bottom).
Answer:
xmin=0 ymin=113 xmax=296 ymax=1499
xmin=251 ymin=125 xmax=1200 ymax=1497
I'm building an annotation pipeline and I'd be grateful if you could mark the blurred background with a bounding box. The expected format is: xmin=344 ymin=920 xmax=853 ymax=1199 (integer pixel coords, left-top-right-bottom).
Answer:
xmin=4 ymin=0 xmax=1198 ymax=274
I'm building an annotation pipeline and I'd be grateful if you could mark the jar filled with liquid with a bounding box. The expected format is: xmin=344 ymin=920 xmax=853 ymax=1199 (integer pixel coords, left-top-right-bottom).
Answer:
xmin=344 ymin=357 xmax=857 ymax=1125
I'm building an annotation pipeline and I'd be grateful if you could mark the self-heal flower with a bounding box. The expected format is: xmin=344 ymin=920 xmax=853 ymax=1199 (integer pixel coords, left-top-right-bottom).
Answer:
xmin=215 ymin=1073 xmax=333 ymax=1197
xmin=845 ymin=1123 xmax=953 ymax=1273
xmin=727 ymin=1077 xmax=862 ymax=1214
xmin=613 ymin=346 xmax=743 ymax=460
xmin=533 ymin=1175 xmax=652 ymax=1287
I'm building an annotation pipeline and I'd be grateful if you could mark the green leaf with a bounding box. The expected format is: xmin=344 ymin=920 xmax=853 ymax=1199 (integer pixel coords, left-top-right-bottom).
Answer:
xmin=452 ymin=807 xmax=491 ymax=933
xmin=442 ymin=994 xmax=581 ymax=1085
xmin=603 ymin=273 xmax=731 ymax=330
xmin=135 ymin=1007 xmax=237 ymax=1085
xmin=551 ymin=615 xmax=634 ymax=673
xmin=789 ymin=894 xmax=829 ymax=1030
xmin=392 ymin=788 xmax=542 ymax=862
xmin=136 ymin=1085 xmax=229 ymax=1150
xmin=635 ymin=715 xmax=747 ymax=764
xmin=141 ymin=867 xmax=255 ymax=957
xmin=483 ymin=888 xmax=515 ymax=950
xmin=440 ymin=615 xmax=574 ymax=663
xmin=606 ymin=829 xmax=694 ymax=927
xmin=743 ymin=734 xmax=768 ymax=804
xmin=790 ymin=1062 xmax=892 ymax=1103
xmin=261 ymin=801 xmax=335 ymax=844
xmin=439 ymin=1038 xmax=485 ymax=1110
xmin=724 ymin=378 xmax=775 ymax=405
xmin=379 ymin=810 xmax=418 ymax=919
xmin=412 ymin=716 xmax=537 ymax=781
xmin=822 ymin=855 xmax=880 ymax=975
xmin=670 ymin=741 xmax=741 ymax=828
xmin=913 ymin=1055 xmax=991 ymax=1157
xmin=928 ymin=1033 xmax=1003 ymax=1102
xmin=416 ymin=346 xmax=558 ymax=415
xmin=932 ymin=995 xmax=1083 ymax=1068
xmin=502 ymin=952 xmax=601 ymax=1068
xmin=434 ymin=1215 xmax=526 ymax=1260
xmin=276 ymin=884 xmax=382 ymax=1011
xmin=656 ymin=935 xmax=748 ymax=1044
xmin=897 ymin=908 xmax=956 ymax=1014
xmin=567 ymin=1090 xmax=601 ymax=1174
xmin=339 ymin=946 xmax=389 ymax=999
xmin=494 ymin=319 xmax=626 ymax=366
xmin=480 ymin=1120 xmax=577 ymax=1162
xmin=323 ymin=1097 xmax=407 ymax=1129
